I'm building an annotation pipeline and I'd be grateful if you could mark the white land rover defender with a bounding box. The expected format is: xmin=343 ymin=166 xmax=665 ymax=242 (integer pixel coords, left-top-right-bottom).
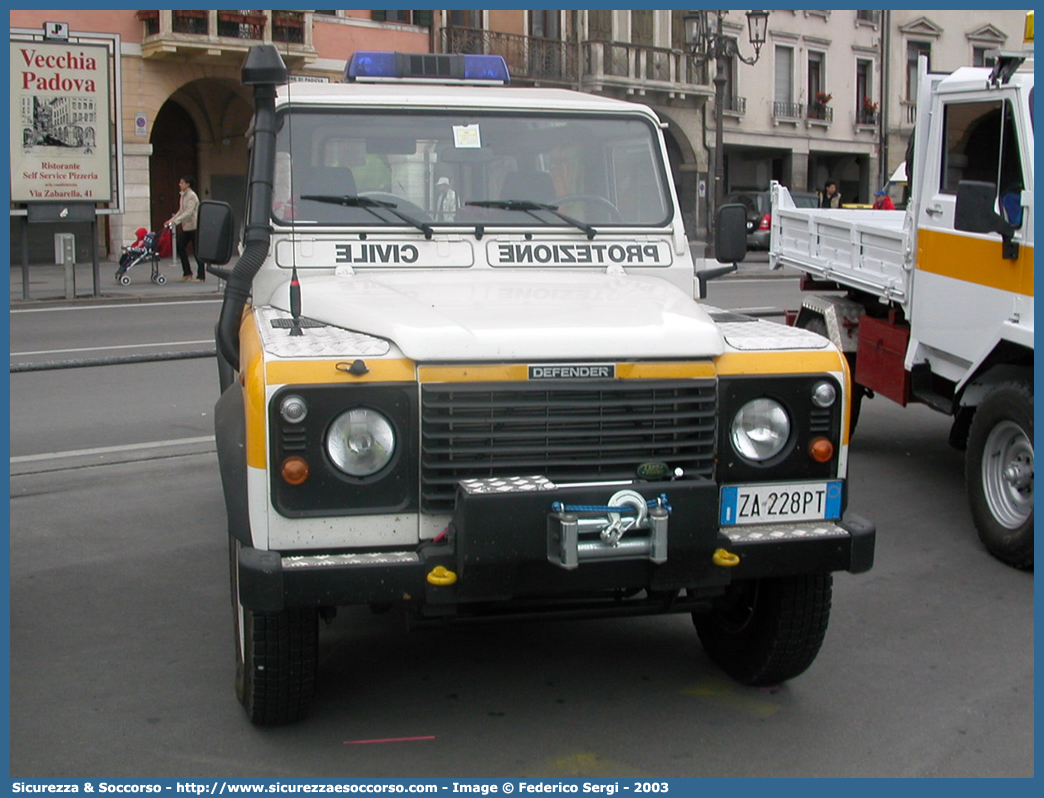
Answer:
xmin=199 ymin=47 xmax=875 ymax=725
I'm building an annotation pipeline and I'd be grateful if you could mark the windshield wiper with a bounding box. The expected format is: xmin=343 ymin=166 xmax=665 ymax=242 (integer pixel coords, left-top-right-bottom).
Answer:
xmin=467 ymin=199 xmax=598 ymax=240
xmin=300 ymin=194 xmax=433 ymax=239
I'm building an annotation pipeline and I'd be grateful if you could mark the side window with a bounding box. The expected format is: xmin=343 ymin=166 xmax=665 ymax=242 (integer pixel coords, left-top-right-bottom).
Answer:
xmin=941 ymin=100 xmax=1023 ymax=192
xmin=941 ymin=99 xmax=1024 ymax=226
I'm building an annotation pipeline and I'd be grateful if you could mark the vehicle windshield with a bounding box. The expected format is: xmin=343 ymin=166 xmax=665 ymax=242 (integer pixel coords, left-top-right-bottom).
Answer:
xmin=271 ymin=109 xmax=672 ymax=229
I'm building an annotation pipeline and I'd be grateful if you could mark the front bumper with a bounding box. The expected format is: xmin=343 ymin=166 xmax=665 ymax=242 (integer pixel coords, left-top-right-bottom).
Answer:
xmin=238 ymin=478 xmax=875 ymax=613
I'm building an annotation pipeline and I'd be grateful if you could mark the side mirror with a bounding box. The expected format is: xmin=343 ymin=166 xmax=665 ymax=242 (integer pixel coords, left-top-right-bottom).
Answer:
xmin=714 ymin=204 xmax=748 ymax=264
xmin=954 ymin=180 xmax=1018 ymax=259
xmin=197 ymin=200 xmax=236 ymax=266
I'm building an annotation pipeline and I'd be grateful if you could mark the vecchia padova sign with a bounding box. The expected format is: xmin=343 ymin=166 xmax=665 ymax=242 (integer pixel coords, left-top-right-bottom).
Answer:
xmin=10 ymin=38 xmax=113 ymax=202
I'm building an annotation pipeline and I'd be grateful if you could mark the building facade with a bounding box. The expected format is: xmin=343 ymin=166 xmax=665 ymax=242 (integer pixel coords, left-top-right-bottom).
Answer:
xmin=9 ymin=9 xmax=1030 ymax=262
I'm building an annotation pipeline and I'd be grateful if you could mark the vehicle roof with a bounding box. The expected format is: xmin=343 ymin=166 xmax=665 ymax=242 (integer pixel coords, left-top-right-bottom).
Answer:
xmin=936 ymin=63 xmax=1034 ymax=94
xmin=275 ymin=81 xmax=662 ymax=120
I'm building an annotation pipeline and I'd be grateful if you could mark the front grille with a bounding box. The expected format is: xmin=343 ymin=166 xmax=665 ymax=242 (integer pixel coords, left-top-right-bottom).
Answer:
xmin=420 ymin=379 xmax=717 ymax=513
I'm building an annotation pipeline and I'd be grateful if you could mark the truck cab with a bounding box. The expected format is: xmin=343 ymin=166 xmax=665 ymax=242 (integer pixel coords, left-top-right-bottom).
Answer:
xmin=202 ymin=47 xmax=874 ymax=725
xmin=765 ymin=14 xmax=1033 ymax=571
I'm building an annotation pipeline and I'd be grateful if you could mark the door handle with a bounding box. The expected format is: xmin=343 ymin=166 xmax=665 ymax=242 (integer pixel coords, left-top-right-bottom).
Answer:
xmin=925 ymin=204 xmax=944 ymax=217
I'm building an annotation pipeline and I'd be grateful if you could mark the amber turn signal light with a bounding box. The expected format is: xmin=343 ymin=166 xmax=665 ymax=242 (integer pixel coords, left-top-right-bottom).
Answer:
xmin=809 ymin=437 xmax=834 ymax=463
xmin=281 ymin=456 xmax=310 ymax=485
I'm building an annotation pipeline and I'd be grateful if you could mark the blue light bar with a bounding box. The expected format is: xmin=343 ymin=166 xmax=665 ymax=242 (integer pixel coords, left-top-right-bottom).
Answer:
xmin=345 ymin=52 xmax=510 ymax=84
xmin=346 ymin=51 xmax=398 ymax=80
xmin=463 ymin=54 xmax=511 ymax=82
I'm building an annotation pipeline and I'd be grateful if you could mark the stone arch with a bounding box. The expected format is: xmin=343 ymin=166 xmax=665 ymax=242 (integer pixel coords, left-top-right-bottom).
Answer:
xmin=147 ymin=76 xmax=255 ymax=233
xmin=150 ymin=100 xmax=198 ymax=232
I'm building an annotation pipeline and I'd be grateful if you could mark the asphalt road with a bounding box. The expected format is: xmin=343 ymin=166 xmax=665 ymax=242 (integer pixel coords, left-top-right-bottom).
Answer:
xmin=7 ymin=289 xmax=1034 ymax=779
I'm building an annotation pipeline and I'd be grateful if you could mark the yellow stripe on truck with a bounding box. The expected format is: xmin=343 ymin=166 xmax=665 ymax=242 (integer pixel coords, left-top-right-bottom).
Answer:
xmin=918 ymin=228 xmax=1034 ymax=297
xmin=266 ymin=358 xmax=416 ymax=386
xmin=715 ymin=350 xmax=846 ymax=376
xmin=240 ymin=309 xmax=268 ymax=470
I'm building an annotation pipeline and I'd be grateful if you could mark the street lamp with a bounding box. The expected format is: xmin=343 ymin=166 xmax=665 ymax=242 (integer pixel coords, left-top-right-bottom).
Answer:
xmin=684 ymin=9 xmax=769 ymax=245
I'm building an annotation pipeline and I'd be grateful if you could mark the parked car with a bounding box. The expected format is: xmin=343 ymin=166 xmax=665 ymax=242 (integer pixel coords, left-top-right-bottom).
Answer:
xmin=724 ymin=189 xmax=819 ymax=250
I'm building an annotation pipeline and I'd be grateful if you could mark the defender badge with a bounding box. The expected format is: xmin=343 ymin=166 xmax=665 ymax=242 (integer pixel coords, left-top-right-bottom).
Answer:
xmin=529 ymin=363 xmax=615 ymax=380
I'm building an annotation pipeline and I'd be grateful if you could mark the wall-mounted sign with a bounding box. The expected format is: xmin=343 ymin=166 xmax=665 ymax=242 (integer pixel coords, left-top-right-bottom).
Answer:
xmin=43 ymin=22 xmax=69 ymax=41
xmin=134 ymin=111 xmax=147 ymax=136
xmin=10 ymin=40 xmax=113 ymax=202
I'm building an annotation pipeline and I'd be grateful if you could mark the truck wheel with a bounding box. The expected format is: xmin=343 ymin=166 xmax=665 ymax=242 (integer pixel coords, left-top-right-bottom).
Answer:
xmin=966 ymin=382 xmax=1034 ymax=569
xmin=230 ymin=537 xmax=318 ymax=725
xmin=694 ymin=574 xmax=832 ymax=686
xmin=800 ymin=315 xmax=861 ymax=436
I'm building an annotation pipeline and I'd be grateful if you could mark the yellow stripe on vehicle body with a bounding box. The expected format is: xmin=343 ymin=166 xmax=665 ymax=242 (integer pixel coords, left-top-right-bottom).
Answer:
xmin=918 ymin=228 xmax=1034 ymax=297
xmin=240 ymin=310 xmax=268 ymax=470
xmin=715 ymin=350 xmax=846 ymax=376
xmin=266 ymin=358 xmax=416 ymax=386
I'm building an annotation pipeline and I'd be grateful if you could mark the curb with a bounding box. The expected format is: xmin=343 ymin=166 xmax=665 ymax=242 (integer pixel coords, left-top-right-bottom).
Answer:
xmin=10 ymin=291 xmax=222 ymax=309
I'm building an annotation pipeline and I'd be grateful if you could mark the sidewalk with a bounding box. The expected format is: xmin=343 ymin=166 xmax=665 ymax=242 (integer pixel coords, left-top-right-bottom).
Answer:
xmin=10 ymin=259 xmax=224 ymax=306
xmin=9 ymin=244 xmax=788 ymax=307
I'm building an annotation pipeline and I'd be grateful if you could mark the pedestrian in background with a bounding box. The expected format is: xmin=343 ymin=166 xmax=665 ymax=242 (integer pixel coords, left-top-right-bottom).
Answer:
xmin=166 ymin=175 xmax=205 ymax=282
xmin=872 ymin=188 xmax=895 ymax=210
xmin=819 ymin=180 xmax=842 ymax=208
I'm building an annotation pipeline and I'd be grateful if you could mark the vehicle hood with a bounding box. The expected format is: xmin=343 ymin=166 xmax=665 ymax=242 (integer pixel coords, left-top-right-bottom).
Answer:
xmin=269 ymin=270 xmax=724 ymax=361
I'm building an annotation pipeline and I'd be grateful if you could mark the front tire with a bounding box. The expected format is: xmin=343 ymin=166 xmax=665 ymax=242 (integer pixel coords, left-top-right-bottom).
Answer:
xmin=966 ymin=382 xmax=1034 ymax=569
xmin=694 ymin=574 xmax=832 ymax=686
xmin=231 ymin=538 xmax=319 ymax=725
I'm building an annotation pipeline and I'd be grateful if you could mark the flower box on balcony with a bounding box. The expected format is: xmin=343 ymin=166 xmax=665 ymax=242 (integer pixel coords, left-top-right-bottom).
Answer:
xmin=273 ymin=12 xmax=304 ymax=27
xmin=219 ymin=12 xmax=266 ymax=26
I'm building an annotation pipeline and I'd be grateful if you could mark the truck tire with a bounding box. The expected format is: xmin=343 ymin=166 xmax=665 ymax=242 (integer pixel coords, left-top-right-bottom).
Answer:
xmin=966 ymin=382 xmax=1034 ymax=570
xmin=231 ymin=538 xmax=319 ymax=725
xmin=694 ymin=574 xmax=832 ymax=686
xmin=800 ymin=315 xmax=861 ymax=436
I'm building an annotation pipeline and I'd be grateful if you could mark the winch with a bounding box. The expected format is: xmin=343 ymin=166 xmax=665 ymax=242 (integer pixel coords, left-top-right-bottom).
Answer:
xmin=548 ymin=489 xmax=671 ymax=570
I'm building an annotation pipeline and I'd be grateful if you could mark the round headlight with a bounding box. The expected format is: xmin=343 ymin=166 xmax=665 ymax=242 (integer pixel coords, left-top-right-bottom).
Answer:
xmin=811 ymin=381 xmax=837 ymax=408
xmin=731 ymin=398 xmax=791 ymax=462
xmin=326 ymin=408 xmax=396 ymax=476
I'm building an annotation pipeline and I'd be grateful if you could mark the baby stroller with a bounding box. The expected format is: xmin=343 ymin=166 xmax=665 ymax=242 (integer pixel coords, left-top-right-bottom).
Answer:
xmin=115 ymin=225 xmax=173 ymax=285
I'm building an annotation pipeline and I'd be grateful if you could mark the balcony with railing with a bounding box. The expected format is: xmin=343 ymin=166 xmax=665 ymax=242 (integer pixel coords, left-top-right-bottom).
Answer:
xmin=806 ymin=102 xmax=834 ymax=123
xmin=715 ymin=94 xmax=747 ymax=116
xmin=441 ymin=27 xmax=708 ymax=101
xmin=137 ymin=10 xmax=316 ymax=67
xmin=442 ymin=27 xmax=579 ymax=84
xmin=582 ymin=40 xmax=704 ymax=99
xmin=773 ymin=101 xmax=804 ymax=120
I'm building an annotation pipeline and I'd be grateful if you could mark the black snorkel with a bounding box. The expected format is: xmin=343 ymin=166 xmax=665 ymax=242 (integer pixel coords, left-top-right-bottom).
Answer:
xmin=215 ymin=45 xmax=288 ymax=371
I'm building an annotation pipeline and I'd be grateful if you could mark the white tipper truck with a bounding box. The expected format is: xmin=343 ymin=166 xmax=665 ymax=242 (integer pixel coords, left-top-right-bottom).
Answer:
xmin=769 ymin=14 xmax=1033 ymax=570
xmin=197 ymin=46 xmax=874 ymax=725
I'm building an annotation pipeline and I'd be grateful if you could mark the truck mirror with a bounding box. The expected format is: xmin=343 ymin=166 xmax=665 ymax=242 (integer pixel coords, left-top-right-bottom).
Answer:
xmin=197 ymin=201 xmax=236 ymax=266
xmin=954 ymin=180 xmax=1014 ymax=237
xmin=955 ymin=180 xmax=1018 ymax=258
xmin=714 ymin=204 xmax=748 ymax=264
